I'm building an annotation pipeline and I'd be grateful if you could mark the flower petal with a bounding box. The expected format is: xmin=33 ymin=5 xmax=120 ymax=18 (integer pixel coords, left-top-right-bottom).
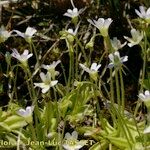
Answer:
xmin=79 ymin=63 xmax=90 ymax=73
xmin=42 ymin=85 xmax=50 ymax=93
xmin=63 ymin=13 xmax=71 ymax=17
xmin=73 ymin=8 xmax=78 ymax=13
xmin=65 ymin=132 xmax=71 ymax=139
xmin=13 ymin=30 xmax=25 ymax=38
xmin=87 ymin=19 xmax=95 ymax=27
xmin=50 ymin=80 xmax=58 ymax=87
xmin=90 ymin=63 xmax=97 ymax=70
xmin=17 ymin=109 xmax=26 ymax=117
xmin=26 ymin=53 xmax=33 ymax=59
xmin=23 ymin=49 xmax=29 ymax=56
xmin=108 ymin=53 xmax=114 ymax=62
xmin=144 ymin=126 xmax=150 ymax=134
xmin=139 ymin=93 xmax=145 ymax=101
xmin=139 ymin=6 xmax=146 ymax=17
xmin=135 ymin=9 xmax=143 ymax=18
xmin=146 ymin=7 xmax=150 ymax=15
xmin=41 ymin=64 xmax=48 ymax=70
xmin=114 ymin=51 xmax=120 ymax=58
xmin=121 ymin=56 xmax=128 ymax=63
xmin=108 ymin=62 xmax=114 ymax=68
xmin=40 ymin=72 xmax=46 ymax=82
xmin=104 ymin=18 xmax=112 ymax=28
xmin=128 ymin=43 xmax=135 ymax=47
xmin=25 ymin=27 xmax=37 ymax=37
xmin=72 ymin=131 xmax=78 ymax=139
xmin=34 ymin=83 xmax=46 ymax=88
xmin=145 ymin=90 xmax=150 ymax=96
xmin=26 ymin=106 xmax=34 ymax=116
xmin=67 ymin=9 xmax=72 ymax=13
xmin=96 ymin=64 xmax=101 ymax=70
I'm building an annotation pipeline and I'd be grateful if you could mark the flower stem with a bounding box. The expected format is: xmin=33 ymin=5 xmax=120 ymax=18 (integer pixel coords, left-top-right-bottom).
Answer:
xmin=115 ymin=70 xmax=121 ymax=112
xmin=30 ymin=41 xmax=40 ymax=68
xmin=110 ymin=69 xmax=114 ymax=104
xmin=104 ymin=35 xmax=112 ymax=54
xmin=67 ymin=46 xmax=74 ymax=89
xmin=140 ymin=31 xmax=147 ymax=91
xmin=75 ymin=37 xmax=88 ymax=63
xmin=119 ymin=68 xmax=125 ymax=114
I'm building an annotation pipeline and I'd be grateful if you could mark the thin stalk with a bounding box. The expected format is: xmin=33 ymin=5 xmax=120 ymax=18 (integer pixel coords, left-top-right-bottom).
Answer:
xmin=67 ymin=45 xmax=74 ymax=89
xmin=119 ymin=68 xmax=125 ymax=114
xmin=98 ymin=79 xmax=117 ymax=127
xmin=110 ymin=69 xmax=114 ymax=104
xmin=13 ymin=66 xmax=19 ymax=102
xmin=75 ymin=44 xmax=78 ymax=79
xmin=25 ymin=71 xmax=33 ymax=100
xmin=109 ymin=69 xmax=117 ymax=130
xmin=134 ymin=101 xmax=141 ymax=117
xmin=92 ymin=83 xmax=98 ymax=127
xmin=60 ymin=118 xmax=66 ymax=150
xmin=25 ymin=66 xmax=41 ymax=141
xmin=141 ymin=51 xmax=147 ymax=91
xmin=115 ymin=70 xmax=121 ymax=112
xmin=29 ymin=123 xmax=37 ymax=142
xmin=140 ymin=31 xmax=147 ymax=91
xmin=17 ymin=129 xmax=21 ymax=150
xmin=30 ymin=42 xmax=40 ymax=68
xmin=92 ymin=80 xmax=109 ymax=133
xmin=70 ymin=0 xmax=75 ymax=8
xmin=53 ymin=86 xmax=60 ymax=143
xmin=111 ymin=104 xmax=134 ymax=149
xmin=109 ymin=143 xmax=112 ymax=150
xmin=147 ymin=109 xmax=150 ymax=125
xmin=75 ymin=37 xmax=88 ymax=63
xmin=60 ymin=63 xmax=68 ymax=86
xmin=104 ymin=36 xmax=112 ymax=54
xmin=26 ymin=68 xmax=37 ymax=103
xmin=88 ymin=47 xmax=93 ymax=65
xmin=132 ymin=114 xmax=145 ymax=148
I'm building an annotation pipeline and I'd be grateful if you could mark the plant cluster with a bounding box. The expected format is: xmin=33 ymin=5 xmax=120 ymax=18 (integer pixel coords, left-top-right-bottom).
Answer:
xmin=0 ymin=0 xmax=150 ymax=150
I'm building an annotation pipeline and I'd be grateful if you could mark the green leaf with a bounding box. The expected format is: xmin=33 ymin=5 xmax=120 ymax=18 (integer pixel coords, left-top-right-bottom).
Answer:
xmin=9 ymin=121 xmax=27 ymax=130
xmin=106 ymin=136 xmax=129 ymax=149
xmin=89 ymin=141 xmax=108 ymax=150
xmin=4 ymin=115 xmax=24 ymax=125
xmin=143 ymin=79 xmax=150 ymax=89
xmin=4 ymin=115 xmax=27 ymax=129
xmin=0 ymin=122 xmax=11 ymax=131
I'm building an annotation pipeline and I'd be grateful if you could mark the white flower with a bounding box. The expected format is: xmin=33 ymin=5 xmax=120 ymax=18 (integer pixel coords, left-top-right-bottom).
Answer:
xmin=42 ymin=60 xmax=61 ymax=70
xmin=108 ymin=51 xmax=128 ymax=68
xmin=144 ymin=126 xmax=150 ymax=134
xmin=79 ymin=63 xmax=101 ymax=80
xmin=124 ymin=28 xmax=143 ymax=47
xmin=42 ymin=60 xmax=61 ymax=79
xmin=34 ymin=72 xmax=58 ymax=93
xmin=139 ymin=90 xmax=150 ymax=108
xmin=25 ymin=27 xmax=37 ymax=37
xmin=0 ymin=1 xmax=9 ymax=5
xmin=0 ymin=26 xmax=11 ymax=43
xmin=80 ymin=63 xmax=101 ymax=73
xmin=13 ymin=27 xmax=37 ymax=43
xmin=61 ymin=27 xmax=78 ymax=44
xmin=17 ymin=106 xmax=34 ymax=117
xmin=135 ymin=6 xmax=150 ymax=23
xmin=111 ymin=37 xmax=126 ymax=51
xmin=88 ymin=18 xmax=113 ymax=37
xmin=11 ymin=49 xmax=33 ymax=67
xmin=67 ymin=28 xmax=77 ymax=36
xmin=63 ymin=131 xmax=84 ymax=150
xmin=64 ymin=8 xmax=83 ymax=18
